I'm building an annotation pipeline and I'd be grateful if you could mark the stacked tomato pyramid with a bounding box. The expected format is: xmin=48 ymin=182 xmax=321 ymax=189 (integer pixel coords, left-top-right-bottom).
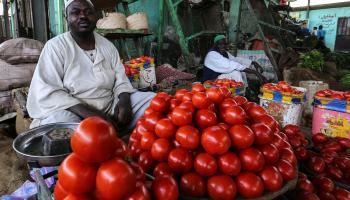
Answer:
xmin=129 ymin=84 xmax=298 ymax=200
xmin=54 ymin=117 xmax=150 ymax=200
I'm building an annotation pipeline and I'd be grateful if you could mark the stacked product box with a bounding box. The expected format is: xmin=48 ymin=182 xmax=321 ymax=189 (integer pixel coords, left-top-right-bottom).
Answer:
xmin=204 ymin=79 xmax=246 ymax=96
xmin=312 ymin=89 xmax=350 ymax=139
xmin=259 ymin=82 xmax=307 ymax=127
xmin=124 ymin=56 xmax=156 ymax=88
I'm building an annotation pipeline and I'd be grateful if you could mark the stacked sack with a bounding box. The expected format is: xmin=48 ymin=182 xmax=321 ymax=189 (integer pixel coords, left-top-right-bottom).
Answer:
xmin=0 ymin=38 xmax=43 ymax=120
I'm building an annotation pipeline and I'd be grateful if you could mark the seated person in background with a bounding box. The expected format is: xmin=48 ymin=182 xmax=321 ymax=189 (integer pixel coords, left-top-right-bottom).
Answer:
xmin=311 ymin=27 xmax=318 ymax=36
xmin=27 ymin=0 xmax=155 ymax=133
xmin=317 ymin=25 xmax=326 ymax=40
xmin=202 ymin=35 xmax=267 ymax=85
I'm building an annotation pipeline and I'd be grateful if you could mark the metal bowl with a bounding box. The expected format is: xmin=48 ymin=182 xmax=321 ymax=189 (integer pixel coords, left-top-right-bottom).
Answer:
xmin=12 ymin=123 xmax=79 ymax=167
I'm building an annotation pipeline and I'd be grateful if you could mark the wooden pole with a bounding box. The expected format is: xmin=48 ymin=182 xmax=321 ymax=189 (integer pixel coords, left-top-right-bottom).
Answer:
xmin=3 ymin=0 xmax=10 ymax=38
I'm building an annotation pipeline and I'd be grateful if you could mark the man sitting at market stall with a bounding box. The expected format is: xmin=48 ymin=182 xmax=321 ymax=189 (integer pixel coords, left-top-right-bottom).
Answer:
xmin=27 ymin=0 xmax=155 ymax=133
xmin=202 ymin=35 xmax=267 ymax=84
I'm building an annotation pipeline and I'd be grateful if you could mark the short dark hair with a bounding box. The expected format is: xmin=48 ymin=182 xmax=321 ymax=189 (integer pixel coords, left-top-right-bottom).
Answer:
xmin=319 ymin=25 xmax=323 ymax=29
xmin=313 ymin=27 xmax=317 ymax=30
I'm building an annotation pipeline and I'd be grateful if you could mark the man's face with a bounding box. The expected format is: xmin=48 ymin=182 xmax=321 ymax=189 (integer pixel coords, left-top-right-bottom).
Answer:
xmin=217 ymin=39 xmax=227 ymax=53
xmin=66 ymin=0 xmax=97 ymax=36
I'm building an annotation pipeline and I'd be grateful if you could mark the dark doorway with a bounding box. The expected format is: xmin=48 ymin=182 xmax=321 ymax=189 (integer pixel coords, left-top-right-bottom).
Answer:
xmin=335 ymin=17 xmax=350 ymax=51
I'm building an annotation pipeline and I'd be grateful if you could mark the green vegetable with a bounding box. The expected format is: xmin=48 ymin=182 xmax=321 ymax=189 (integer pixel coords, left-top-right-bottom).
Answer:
xmin=340 ymin=73 xmax=350 ymax=85
xmin=300 ymin=50 xmax=324 ymax=71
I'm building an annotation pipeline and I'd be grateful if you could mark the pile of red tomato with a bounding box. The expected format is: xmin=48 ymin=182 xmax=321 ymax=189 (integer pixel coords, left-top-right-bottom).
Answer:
xmin=54 ymin=117 xmax=150 ymax=200
xmin=315 ymin=89 xmax=350 ymax=101
xmin=128 ymin=83 xmax=298 ymax=200
xmin=204 ymin=79 xmax=244 ymax=88
xmin=262 ymin=81 xmax=303 ymax=95
xmin=287 ymin=172 xmax=350 ymax=200
xmin=301 ymin=133 xmax=350 ymax=185
xmin=124 ymin=64 xmax=139 ymax=77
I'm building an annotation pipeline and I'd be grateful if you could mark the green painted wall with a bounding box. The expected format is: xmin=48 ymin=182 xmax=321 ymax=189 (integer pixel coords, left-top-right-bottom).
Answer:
xmin=48 ymin=0 xmax=65 ymax=37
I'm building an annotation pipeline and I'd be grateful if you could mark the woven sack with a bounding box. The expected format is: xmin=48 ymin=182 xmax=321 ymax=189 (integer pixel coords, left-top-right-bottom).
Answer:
xmin=127 ymin=12 xmax=149 ymax=30
xmin=0 ymin=59 xmax=36 ymax=91
xmin=97 ymin=12 xmax=127 ymax=29
xmin=0 ymin=38 xmax=43 ymax=64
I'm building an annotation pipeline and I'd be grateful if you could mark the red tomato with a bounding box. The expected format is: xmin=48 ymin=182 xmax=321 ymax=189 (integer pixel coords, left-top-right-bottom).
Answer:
xmin=180 ymin=172 xmax=206 ymax=198
xmin=171 ymin=107 xmax=193 ymax=126
xmin=219 ymin=98 xmax=238 ymax=111
xmin=144 ymin=112 xmax=163 ymax=132
xmin=318 ymin=192 xmax=336 ymax=200
xmin=259 ymin=166 xmax=283 ymax=192
xmin=170 ymin=99 xmax=181 ymax=110
xmin=192 ymin=84 xmax=206 ymax=93
xmin=207 ymin=175 xmax=237 ymax=200
xmin=130 ymin=162 xmax=146 ymax=182
xmin=254 ymin=114 xmax=279 ymax=131
xmin=195 ymin=109 xmax=218 ymax=129
xmin=312 ymin=133 xmax=328 ymax=144
xmin=175 ymin=125 xmax=200 ymax=150
xmin=247 ymin=105 xmax=267 ymax=118
xmin=152 ymin=175 xmax=179 ymax=200
xmin=219 ymin=87 xmax=231 ymax=98
xmin=251 ymin=123 xmax=273 ymax=145
xmin=218 ymin=152 xmax=241 ymax=176
xmin=96 ymin=158 xmax=137 ymax=199
xmin=150 ymin=97 xmax=169 ymax=113
xmin=283 ymin=124 xmax=300 ymax=136
xmin=71 ymin=117 xmax=117 ymax=163
xmin=242 ymin=102 xmax=257 ymax=111
xmin=217 ymin=123 xmax=230 ymax=131
xmin=130 ymin=141 xmax=143 ymax=159
xmin=156 ymin=92 xmax=171 ymax=101
xmin=168 ymin=148 xmax=193 ymax=173
xmin=135 ymin=123 xmax=148 ymax=137
xmin=312 ymin=176 xmax=334 ymax=193
xmin=221 ymin=106 xmax=247 ymax=125
xmin=151 ymin=138 xmax=173 ymax=162
xmin=178 ymin=101 xmax=196 ymax=113
xmin=334 ymin=188 xmax=350 ymax=200
xmin=138 ymin=151 xmax=156 ymax=173
xmin=182 ymin=92 xmax=193 ymax=102
xmin=326 ymin=165 xmax=343 ymax=180
xmin=114 ymin=138 xmax=128 ymax=158
xmin=258 ymin=143 xmax=280 ymax=164
xmin=280 ymin=148 xmax=297 ymax=167
xmin=239 ymin=148 xmax=265 ymax=172
xmin=153 ymin=162 xmax=173 ymax=177
xmin=140 ymin=131 xmax=156 ymax=150
xmin=155 ymin=118 xmax=176 ymax=139
xmin=201 ymin=126 xmax=231 ymax=155
xmin=276 ymin=159 xmax=297 ymax=181
xmin=192 ymin=92 xmax=212 ymax=109
xmin=295 ymin=147 xmax=309 ymax=160
xmin=58 ymin=154 xmax=97 ymax=194
xmin=271 ymin=134 xmax=288 ymax=151
xmin=54 ymin=181 xmax=68 ymax=200
xmin=125 ymin=183 xmax=151 ymax=200
xmin=233 ymin=96 xmax=248 ymax=106
xmin=236 ymin=172 xmax=264 ymax=198
xmin=206 ymin=87 xmax=224 ymax=104
xmin=63 ymin=194 xmax=91 ymax=200
xmin=228 ymin=125 xmax=255 ymax=149
xmin=144 ymin=107 xmax=155 ymax=117
xmin=308 ymin=156 xmax=325 ymax=174
xmin=194 ymin=153 xmax=217 ymax=177
xmin=175 ymin=89 xmax=189 ymax=101
xmin=297 ymin=178 xmax=315 ymax=193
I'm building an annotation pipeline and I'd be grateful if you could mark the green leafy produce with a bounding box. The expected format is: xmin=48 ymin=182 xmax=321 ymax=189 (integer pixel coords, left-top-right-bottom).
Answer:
xmin=300 ymin=50 xmax=324 ymax=71
xmin=340 ymin=73 xmax=350 ymax=85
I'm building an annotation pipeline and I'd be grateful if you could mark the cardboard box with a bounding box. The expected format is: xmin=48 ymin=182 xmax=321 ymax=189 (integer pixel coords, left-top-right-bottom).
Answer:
xmin=312 ymin=107 xmax=350 ymax=139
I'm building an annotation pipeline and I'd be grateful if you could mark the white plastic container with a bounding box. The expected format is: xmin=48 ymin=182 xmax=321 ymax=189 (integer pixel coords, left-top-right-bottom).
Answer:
xmin=260 ymin=97 xmax=304 ymax=127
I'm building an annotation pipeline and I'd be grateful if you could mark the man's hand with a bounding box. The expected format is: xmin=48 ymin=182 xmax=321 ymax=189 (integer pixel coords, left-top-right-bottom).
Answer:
xmin=114 ymin=93 xmax=133 ymax=127
xmin=67 ymin=104 xmax=118 ymax=128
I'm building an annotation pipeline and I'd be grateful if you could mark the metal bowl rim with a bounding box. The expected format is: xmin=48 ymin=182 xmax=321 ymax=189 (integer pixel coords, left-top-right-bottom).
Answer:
xmin=12 ymin=122 xmax=79 ymax=159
